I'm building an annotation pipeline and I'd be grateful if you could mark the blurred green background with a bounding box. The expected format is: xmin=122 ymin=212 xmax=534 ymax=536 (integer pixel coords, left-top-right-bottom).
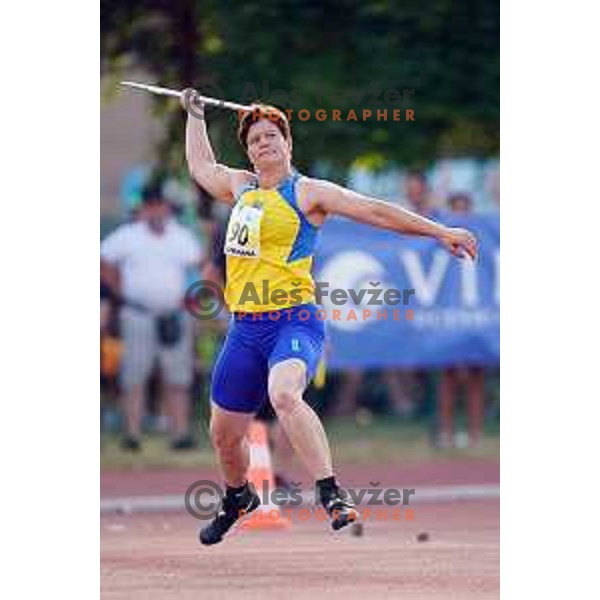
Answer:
xmin=101 ymin=0 xmax=499 ymax=177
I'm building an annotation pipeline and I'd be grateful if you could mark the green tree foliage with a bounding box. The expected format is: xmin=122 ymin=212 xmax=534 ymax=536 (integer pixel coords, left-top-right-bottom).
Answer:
xmin=101 ymin=0 xmax=498 ymax=176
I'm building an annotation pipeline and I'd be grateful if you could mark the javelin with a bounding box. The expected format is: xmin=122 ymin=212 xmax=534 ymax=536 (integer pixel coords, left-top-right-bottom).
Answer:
xmin=119 ymin=81 xmax=255 ymax=112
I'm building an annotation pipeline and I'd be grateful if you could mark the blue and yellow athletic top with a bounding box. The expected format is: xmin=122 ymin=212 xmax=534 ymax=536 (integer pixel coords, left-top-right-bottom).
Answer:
xmin=224 ymin=171 xmax=319 ymax=313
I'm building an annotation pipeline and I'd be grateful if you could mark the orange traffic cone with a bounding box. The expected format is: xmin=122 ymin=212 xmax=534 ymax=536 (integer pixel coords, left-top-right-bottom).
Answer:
xmin=240 ymin=420 xmax=291 ymax=530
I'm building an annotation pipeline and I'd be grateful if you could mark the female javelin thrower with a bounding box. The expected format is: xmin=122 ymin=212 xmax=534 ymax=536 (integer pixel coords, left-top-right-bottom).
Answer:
xmin=181 ymin=91 xmax=477 ymax=545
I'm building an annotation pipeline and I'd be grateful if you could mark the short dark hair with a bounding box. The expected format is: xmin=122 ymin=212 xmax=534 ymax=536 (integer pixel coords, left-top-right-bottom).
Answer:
xmin=448 ymin=192 xmax=472 ymax=209
xmin=406 ymin=168 xmax=428 ymax=185
xmin=238 ymin=104 xmax=291 ymax=149
xmin=141 ymin=180 xmax=165 ymax=204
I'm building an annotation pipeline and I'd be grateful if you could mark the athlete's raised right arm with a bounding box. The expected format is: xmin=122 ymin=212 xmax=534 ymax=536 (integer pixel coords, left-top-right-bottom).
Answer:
xmin=181 ymin=89 xmax=253 ymax=204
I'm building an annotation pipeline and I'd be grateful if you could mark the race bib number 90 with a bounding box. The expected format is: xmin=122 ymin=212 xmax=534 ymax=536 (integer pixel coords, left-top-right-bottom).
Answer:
xmin=224 ymin=203 xmax=263 ymax=258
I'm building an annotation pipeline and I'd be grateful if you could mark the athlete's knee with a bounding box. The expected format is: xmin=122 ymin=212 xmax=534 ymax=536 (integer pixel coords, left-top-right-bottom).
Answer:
xmin=210 ymin=419 xmax=244 ymax=452
xmin=269 ymin=386 xmax=301 ymax=416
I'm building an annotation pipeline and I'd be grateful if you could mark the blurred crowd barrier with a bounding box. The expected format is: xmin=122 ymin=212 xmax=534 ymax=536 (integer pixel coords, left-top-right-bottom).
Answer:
xmin=315 ymin=214 xmax=498 ymax=369
xmin=100 ymin=161 xmax=499 ymax=450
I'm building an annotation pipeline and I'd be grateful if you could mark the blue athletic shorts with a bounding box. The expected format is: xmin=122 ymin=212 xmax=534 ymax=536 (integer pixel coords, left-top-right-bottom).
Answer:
xmin=211 ymin=304 xmax=325 ymax=414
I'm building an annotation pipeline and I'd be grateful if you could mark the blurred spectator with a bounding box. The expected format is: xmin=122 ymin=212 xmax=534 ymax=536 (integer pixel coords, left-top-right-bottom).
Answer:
xmin=403 ymin=169 xmax=441 ymax=218
xmin=100 ymin=182 xmax=202 ymax=451
xmin=100 ymin=281 xmax=121 ymax=432
xmin=485 ymin=163 xmax=500 ymax=210
xmin=331 ymin=369 xmax=416 ymax=419
xmin=437 ymin=192 xmax=485 ymax=447
xmin=100 ymin=281 xmax=113 ymax=335
xmin=448 ymin=192 xmax=473 ymax=214
xmin=330 ymin=170 xmax=448 ymax=419
xmin=402 ymin=169 xmax=445 ymax=422
xmin=194 ymin=209 xmax=230 ymax=398
xmin=203 ymin=213 xmax=228 ymax=287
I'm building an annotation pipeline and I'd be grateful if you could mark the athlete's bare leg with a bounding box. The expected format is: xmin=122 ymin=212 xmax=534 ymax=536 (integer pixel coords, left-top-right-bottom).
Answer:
xmin=200 ymin=403 xmax=260 ymax=546
xmin=270 ymin=421 xmax=295 ymax=475
xmin=209 ymin=403 xmax=254 ymax=487
xmin=268 ymin=359 xmax=333 ymax=480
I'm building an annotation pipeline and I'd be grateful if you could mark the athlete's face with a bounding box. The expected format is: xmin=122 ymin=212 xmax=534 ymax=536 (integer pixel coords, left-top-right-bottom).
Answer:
xmin=246 ymin=119 xmax=291 ymax=170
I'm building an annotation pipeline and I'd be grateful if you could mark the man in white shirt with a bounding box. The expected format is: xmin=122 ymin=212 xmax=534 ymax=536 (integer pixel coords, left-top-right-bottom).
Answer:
xmin=101 ymin=184 xmax=203 ymax=451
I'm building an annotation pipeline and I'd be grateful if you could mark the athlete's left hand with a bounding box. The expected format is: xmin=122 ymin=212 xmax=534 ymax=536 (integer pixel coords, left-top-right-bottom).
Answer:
xmin=439 ymin=227 xmax=478 ymax=260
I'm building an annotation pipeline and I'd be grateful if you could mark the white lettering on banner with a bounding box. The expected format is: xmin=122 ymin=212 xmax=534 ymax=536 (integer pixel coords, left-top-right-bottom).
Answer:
xmin=460 ymin=258 xmax=479 ymax=307
xmin=412 ymin=308 xmax=500 ymax=330
xmin=317 ymin=250 xmax=387 ymax=332
xmin=400 ymin=250 xmax=450 ymax=307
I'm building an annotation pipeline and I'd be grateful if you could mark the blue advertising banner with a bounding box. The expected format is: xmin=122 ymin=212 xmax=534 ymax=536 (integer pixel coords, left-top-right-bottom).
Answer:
xmin=313 ymin=214 xmax=499 ymax=369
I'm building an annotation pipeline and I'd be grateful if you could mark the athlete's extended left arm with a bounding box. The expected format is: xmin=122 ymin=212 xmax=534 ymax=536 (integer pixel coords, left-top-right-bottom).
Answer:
xmin=309 ymin=180 xmax=477 ymax=259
